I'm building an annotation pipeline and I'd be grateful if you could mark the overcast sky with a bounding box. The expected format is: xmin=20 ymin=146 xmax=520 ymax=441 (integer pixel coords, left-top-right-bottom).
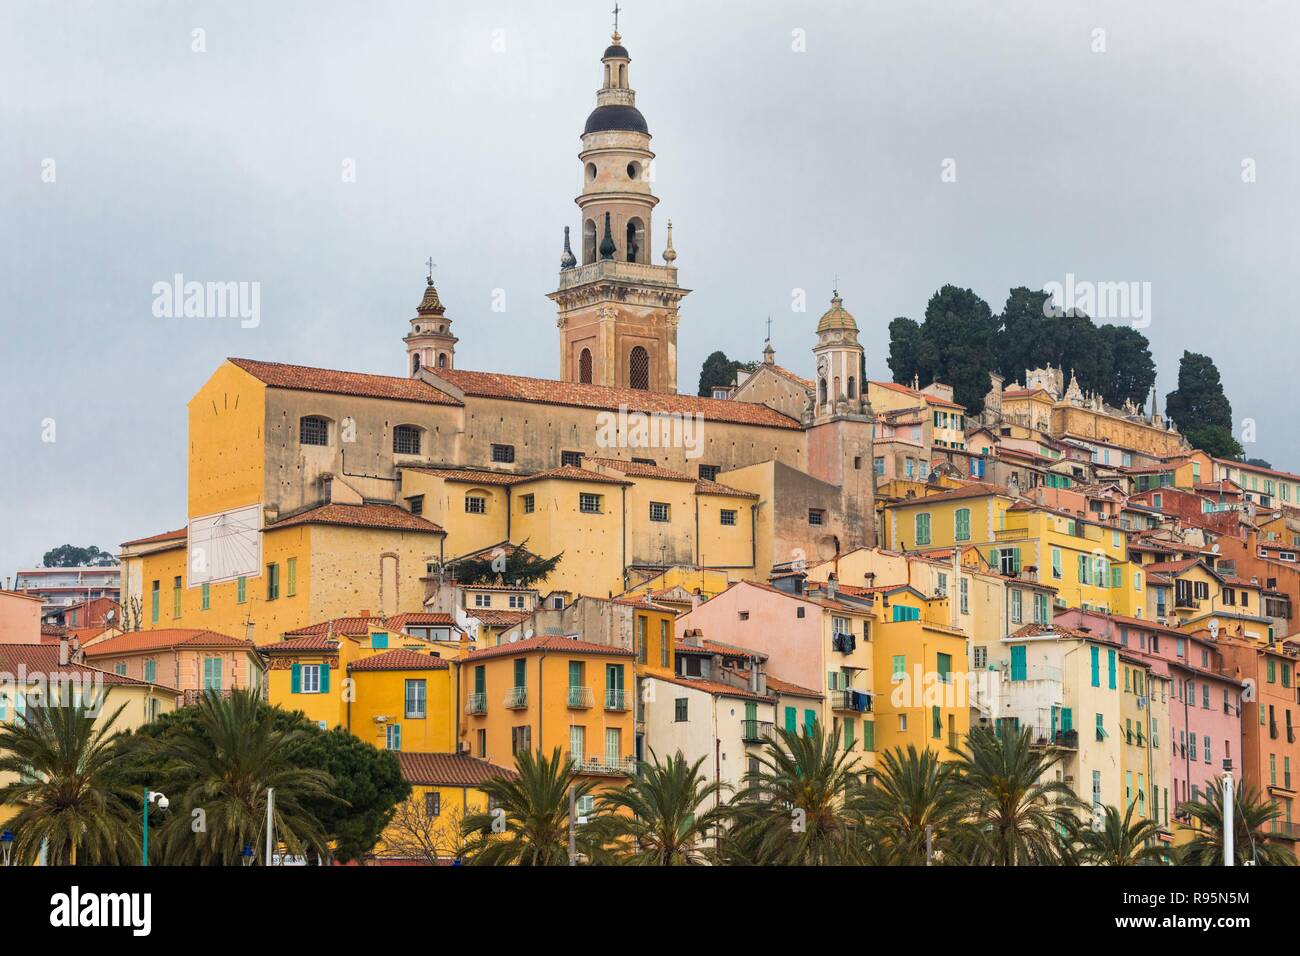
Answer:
xmin=2 ymin=0 xmax=1298 ymax=577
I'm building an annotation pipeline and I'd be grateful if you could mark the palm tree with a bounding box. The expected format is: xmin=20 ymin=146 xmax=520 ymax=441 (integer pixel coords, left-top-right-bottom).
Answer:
xmin=0 ymin=701 xmax=139 ymax=865
xmin=722 ymin=721 xmax=866 ymax=865
xmin=1075 ymin=802 xmax=1170 ymax=865
xmin=145 ymin=690 xmax=335 ymax=864
xmin=858 ymin=745 xmax=964 ymax=865
xmin=1177 ymin=778 xmax=1294 ymax=866
xmin=952 ymin=725 xmax=1082 ymax=865
xmin=589 ymin=749 xmax=729 ymax=864
xmin=461 ymin=747 xmax=598 ymax=865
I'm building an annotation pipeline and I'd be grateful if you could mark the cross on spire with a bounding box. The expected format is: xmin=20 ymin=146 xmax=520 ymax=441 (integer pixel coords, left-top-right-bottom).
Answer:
xmin=425 ymin=257 xmax=436 ymax=282
xmin=612 ymin=3 xmax=620 ymax=34
xmin=765 ymin=315 xmax=773 ymax=342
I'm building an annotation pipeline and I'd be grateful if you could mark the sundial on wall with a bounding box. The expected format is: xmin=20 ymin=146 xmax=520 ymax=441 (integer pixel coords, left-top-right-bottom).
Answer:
xmin=188 ymin=504 xmax=263 ymax=586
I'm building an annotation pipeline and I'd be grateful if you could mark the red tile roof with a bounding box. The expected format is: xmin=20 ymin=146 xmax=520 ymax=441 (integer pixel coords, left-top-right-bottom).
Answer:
xmin=695 ymin=478 xmax=758 ymax=499
xmin=396 ymin=752 xmax=516 ymax=786
xmin=261 ymin=634 xmax=340 ymax=653
xmin=229 ymin=358 xmax=461 ymax=405
xmin=764 ymin=674 xmax=823 ymax=699
xmin=348 ymin=649 xmax=449 ymax=671
xmin=887 ymin=482 xmax=1014 ymax=506
xmin=403 ymin=467 xmax=525 ymax=486
xmin=282 ymin=613 xmax=459 ymax=642
xmin=513 ymin=465 xmax=630 ymax=486
xmin=120 ymin=527 xmax=187 ymax=547
xmin=587 ymin=457 xmax=695 ymax=482
xmin=0 ymin=644 xmax=180 ymax=689
xmin=1143 ymin=559 xmax=1204 ymax=575
xmin=655 ymin=674 xmax=769 ymax=701
xmin=462 ymin=634 xmax=633 ymax=662
xmin=675 ymin=638 xmax=767 ymax=658
xmin=267 ymin=502 xmax=445 ymax=534
xmin=386 ymin=612 xmax=457 ymax=629
xmin=433 ymin=367 xmax=802 ymax=429
xmin=83 ymin=628 xmax=256 ymax=657
xmin=767 ymin=364 xmax=816 ymax=391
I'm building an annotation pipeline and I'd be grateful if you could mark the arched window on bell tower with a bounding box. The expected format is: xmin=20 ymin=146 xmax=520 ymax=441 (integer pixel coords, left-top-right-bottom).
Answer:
xmin=583 ymin=219 xmax=597 ymax=264
xmin=412 ymin=354 xmax=421 ymax=374
xmin=629 ymin=346 xmax=650 ymax=390
xmin=818 ymin=377 xmax=827 ymax=408
xmin=579 ymin=348 xmax=593 ymax=384
xmin=626 ymin=218 xmax=645 ymax=264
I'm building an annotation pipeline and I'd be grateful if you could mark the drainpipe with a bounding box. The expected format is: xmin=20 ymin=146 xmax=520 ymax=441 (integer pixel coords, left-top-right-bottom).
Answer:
xmin=694 ymin=497 xmax=701 ymax=568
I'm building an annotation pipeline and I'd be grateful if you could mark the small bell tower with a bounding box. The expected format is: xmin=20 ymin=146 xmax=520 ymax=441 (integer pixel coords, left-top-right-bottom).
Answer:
xmin=404 ymin=261 xmax=457 ymax=376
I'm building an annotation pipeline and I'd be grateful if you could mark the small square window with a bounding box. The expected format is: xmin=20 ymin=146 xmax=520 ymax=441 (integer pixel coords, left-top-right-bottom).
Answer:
xmin=796 ymin=606 xmax=806 ymax=619
xmin=465 ymin=495 xmax=487 ymax=514
xmin=561 ymin=450 xmax=583 ymax=467
xmin=474 ymin=594 xmax=491 ymax=608
xmin=720 ymin=509 xmax=737 ymax=526
xmin=649 ymin=502 xmax=671 ymax=522
xmin=579 ymin=493 xmax=602 ymax=514
xmin=698 ymin=465 xmax=720 ymax=481
xmin=491 ymin=444 xmax=515 ymax=463
xmin=808 ymin=509 xmax=826 ymax=526
xmin=521 ymin=493 xmax=535 ymax=514
xmin=407 ymin=495 xmax=424 ymax=516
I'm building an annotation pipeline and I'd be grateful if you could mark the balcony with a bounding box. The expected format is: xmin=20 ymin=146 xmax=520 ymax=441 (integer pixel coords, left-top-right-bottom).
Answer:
xmin=1029 ymin=727 xmax=1079 ymax=750
xmin=570 ymin=753 xmax=637 ymax=776
xmin=1174 ymin=594 xmax=1201 ymax=611
xmin=831 ymin=632 xmax=856 ymax=654
xmin=504 ymin=686 xmax=528 ymax=709
xmin=742 ymin=719 xmax=775 ymax=744
xmin=567 ymin=686 xmax=593 ymax=710
xmin=465 ymin=692 xmax=487 ymax=715
xmin=994 ymin=527 xmax=1029 ymax=541
xmin=605 ymin=688 xmax=628 ymax=711
xmin=830 ymin=689 xmax=872 ymax=713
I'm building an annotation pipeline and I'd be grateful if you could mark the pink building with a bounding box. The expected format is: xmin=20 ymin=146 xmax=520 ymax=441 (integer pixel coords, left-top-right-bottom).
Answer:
xmin=0 ymin=590 xmax=44 ymax=644
xmin=82 ymin=628 xmax=265 ymax=705
xmin=1061 ymin=609 xmax=1245 ymax=809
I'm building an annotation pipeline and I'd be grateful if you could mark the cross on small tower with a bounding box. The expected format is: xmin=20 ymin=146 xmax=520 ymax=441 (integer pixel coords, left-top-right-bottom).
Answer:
xmin=765 ymin=315 xmax=773 ymax=342
xmin=612 ymin=3 xmax=620 ymax=33
xmin=425 ymin=257 xmax=436 ymax=282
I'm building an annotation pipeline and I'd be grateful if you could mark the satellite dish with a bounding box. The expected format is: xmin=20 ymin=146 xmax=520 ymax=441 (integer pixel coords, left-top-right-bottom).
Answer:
xmin=523 ymin=629 xmax=534 ymax=640
xmin=1211 ymin=543 xmax=1220 ymax=554
xmin=508 ymin=633 xmax=519 ymax=643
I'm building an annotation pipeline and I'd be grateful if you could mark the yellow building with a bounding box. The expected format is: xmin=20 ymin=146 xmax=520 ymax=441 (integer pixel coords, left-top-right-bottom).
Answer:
xmin=374 ymin=752 xmax=515 ymax=863
xmin=880 ymin=483 xmax=1018 ymax=552
xmin=1118 ymin=653 xmax=1172 ymax=828
xmin=262 ymin=613 xmax=465 ymax=731
xmin=119 ymin=501 xmax=446 ymax=646
xmin=866 ymin=587 xmax=970 ymax=760
xmin=459 ymin=635 xmax=637 ymax=785
xmin=347 ymin=649 xmax=457 ymax=754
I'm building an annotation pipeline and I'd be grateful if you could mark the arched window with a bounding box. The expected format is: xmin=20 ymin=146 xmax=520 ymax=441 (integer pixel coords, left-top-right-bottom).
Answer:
xmin=437 ymin=352 xmax=447 ymax=368
xmin=579 ymin=348 xmax=593 ymax=384
xmin=818 ymin=378 xmax=827 ymax=407
xmin=626 ymin=217 xmax=645 ymax=263
xmin=629 ymin=347 xmax=650 ymax=390
xmin=583 ymin=219 xmax=597 ymax=264
xmin=847 ymin=376 xmax=856 ymax=399
xmin=393 ymin=425 xmax=421 ymax=455
xmin=411 ymin=354 xmax=421 ymax=375
xmin=299 ymin=416 xmax=329 ymax=446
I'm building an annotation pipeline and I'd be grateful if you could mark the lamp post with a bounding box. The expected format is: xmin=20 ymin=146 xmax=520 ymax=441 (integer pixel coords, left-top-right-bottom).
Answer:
xmin=1221 ymin=760 xmax=1234 ymax=867
xmin=142 ymin=789 xmax=168 ymax=866
xmin=1 ymin=829 xmax=13 ymax=866
xmin=265 ymin=787 xmax=274 ymax=866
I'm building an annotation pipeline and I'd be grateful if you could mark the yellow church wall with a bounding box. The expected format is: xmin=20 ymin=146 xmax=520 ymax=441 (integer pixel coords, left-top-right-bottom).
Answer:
xmin=187 ymin=362 xmax=266 ymax=519
xmin=695 ymin=494 xmax=758 ymax=571
xmin=398 ymin=471 xmax=509 ymax=560
xmin=509 ymin=477 xmax=627 ymax=597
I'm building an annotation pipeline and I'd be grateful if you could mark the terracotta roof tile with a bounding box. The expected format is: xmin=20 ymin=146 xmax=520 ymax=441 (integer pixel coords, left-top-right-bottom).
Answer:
xmin=402 ymin=467 xmax=525 ymax=486
xmin=0 ymin=644 xmax=180 ymax=689
xmin=229 ymin=358 xmax=460 ymax=405
xmin=763 ymin=674 xmax=823 ymax=699
xmin=396 ymin=752 xmax=516 ymax=786
xmin=261 ymin=634 xmax=341 ymax=653
xmin=83 ymin=628 xmax=256 ymax=657
xmin=513 ymin=465 xmax=630 ymax=486
xmin=462 ymin=634 xmax=633 ymax=662
xmin=767 ymin=364 xmax=815 ymax=391
xmin=120 ymin=528 xmax=187 ymax=547
xmin=433 ymin=367 xmax=801 ymax=430
xmin=267 ymin=502 xmax=445 ymax=534
xmin=348 ymin=649 xmax=449 ymax=671
xmin=655 ymin=674 xmax=770 ymax=701
xmin=694 ymin=478 xmax=759 ymax=499
xmin=886 ymin=482 xmax=1014 ymax=506
xmin=587 ymin=457 xmax=696 ymax=482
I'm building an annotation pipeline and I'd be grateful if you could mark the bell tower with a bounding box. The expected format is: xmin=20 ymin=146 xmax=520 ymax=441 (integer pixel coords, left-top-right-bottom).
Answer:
xmin=549 ymin=25 xmax=688 ymax=393
xmin=404 ymin=265 xmax=457 ymax=376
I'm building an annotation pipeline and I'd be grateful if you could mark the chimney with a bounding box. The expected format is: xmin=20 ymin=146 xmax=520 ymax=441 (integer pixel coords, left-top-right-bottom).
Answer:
xmin=826 ymin=573 xmax=838 ymax=601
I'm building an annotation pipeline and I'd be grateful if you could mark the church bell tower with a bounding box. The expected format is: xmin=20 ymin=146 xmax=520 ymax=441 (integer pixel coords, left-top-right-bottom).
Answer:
xmin=549 ymin=22 xmax=688 ymax=393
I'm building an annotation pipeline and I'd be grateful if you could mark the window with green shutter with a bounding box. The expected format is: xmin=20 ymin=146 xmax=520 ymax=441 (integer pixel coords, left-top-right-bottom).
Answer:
xmin=803 ymin=709 xmax=816 ymax=736
xmin=513 ymin=658 xmax=527 ymax=689
xmin=286 ymin=557 xmax=297 ymax=597
xmin=936 ymin=653 xmax=951 ymax=683
xmin=145 ymin=659 xmax=157 ymax=683
xmin=892 ymin=654 xmax=906 ymax=680
xmin=1010 ymin=645 xmax=1027 ymax=681
xmin=1090 ymin=646 xmax=1100 ymax=687
xmin=784 ymin=706 xmax=797 ymax=734
xmin=1107 ymin=649 xmax=1117 ymax=689
xmin=236 ymin=576 xmax=246 ymax=604
xmin=150 ymin=580 xmax=159 ymax=624
xmin=954 ymin=508 xmax=971 ymax=542
xmin=201 ymin=583 xmax=210 ymax=611
xmin=915 ymin=512 xmax=931 ymax=546
xmin=172 ymin=576 xmax=182 ymax=618
xmin=862 ymin=719 xmax=875 ymax=752
xmin=474 ymin=665 xmax=486 ymax=695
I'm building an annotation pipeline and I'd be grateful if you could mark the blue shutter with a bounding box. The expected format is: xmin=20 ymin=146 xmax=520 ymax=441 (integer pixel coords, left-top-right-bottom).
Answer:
xmin=1010 ymin=645 xmax=1026 ymax=681
xmin=1107 ymin=650 xmax=1117 ymax=689
xmin=1090 ymin=646 xmax=1100 ymax=687
xmin=291 ymin=664 xmax=301 ymax=693
xmin=319 ymin=663 xmax=330 ymax=694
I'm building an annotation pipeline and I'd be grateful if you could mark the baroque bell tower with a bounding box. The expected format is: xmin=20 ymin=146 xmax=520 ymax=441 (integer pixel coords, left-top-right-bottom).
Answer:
xmin=549 ymin=22 xmax=688 ymax=393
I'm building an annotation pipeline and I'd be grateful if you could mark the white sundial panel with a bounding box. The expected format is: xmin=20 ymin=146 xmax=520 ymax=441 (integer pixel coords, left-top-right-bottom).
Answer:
xmin=188 ymin=504 xmax=263 ymax=586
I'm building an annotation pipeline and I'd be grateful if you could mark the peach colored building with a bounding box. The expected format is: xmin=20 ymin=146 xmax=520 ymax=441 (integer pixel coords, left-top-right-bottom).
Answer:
xmin=0 ymin=590 xmax=44 ymax=644
xmin=81 ymin=628 xmax=265 ymax=706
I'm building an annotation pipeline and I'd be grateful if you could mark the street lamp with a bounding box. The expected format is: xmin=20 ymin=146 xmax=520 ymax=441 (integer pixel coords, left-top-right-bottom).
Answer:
xmin=1221 ymin=759 xmax=1234 ymax=867
xmin=1 ymin=829 xmax=13 ymax=866
xmin=142 ymin=789 xmax=168 ymax=866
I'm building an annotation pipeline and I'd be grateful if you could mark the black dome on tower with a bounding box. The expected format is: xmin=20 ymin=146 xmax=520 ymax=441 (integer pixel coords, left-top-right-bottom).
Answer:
xmin=583 ymin=104 xmax=649 ymax=135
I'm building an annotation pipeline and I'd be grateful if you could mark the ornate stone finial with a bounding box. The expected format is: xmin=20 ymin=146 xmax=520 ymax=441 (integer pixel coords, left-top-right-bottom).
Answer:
xmin=662 ymin=219 xmax=677 ymax=264
xmin=912 ymin=373 xmax=920 ymax=392
xmin=599 ymin=212 xmax=616 ymax=260
xmin=560 ymin=226 xmax=577 ymax=270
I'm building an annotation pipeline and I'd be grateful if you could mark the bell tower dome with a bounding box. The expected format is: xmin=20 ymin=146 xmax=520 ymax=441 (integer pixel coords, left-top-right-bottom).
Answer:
xmin=812 ymin=290 xmax=867 ymax=419
xmin=549 ymin=24 xmax=688 ymax=393
xmin=404 ymin=267 xmax=457 ymax=376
